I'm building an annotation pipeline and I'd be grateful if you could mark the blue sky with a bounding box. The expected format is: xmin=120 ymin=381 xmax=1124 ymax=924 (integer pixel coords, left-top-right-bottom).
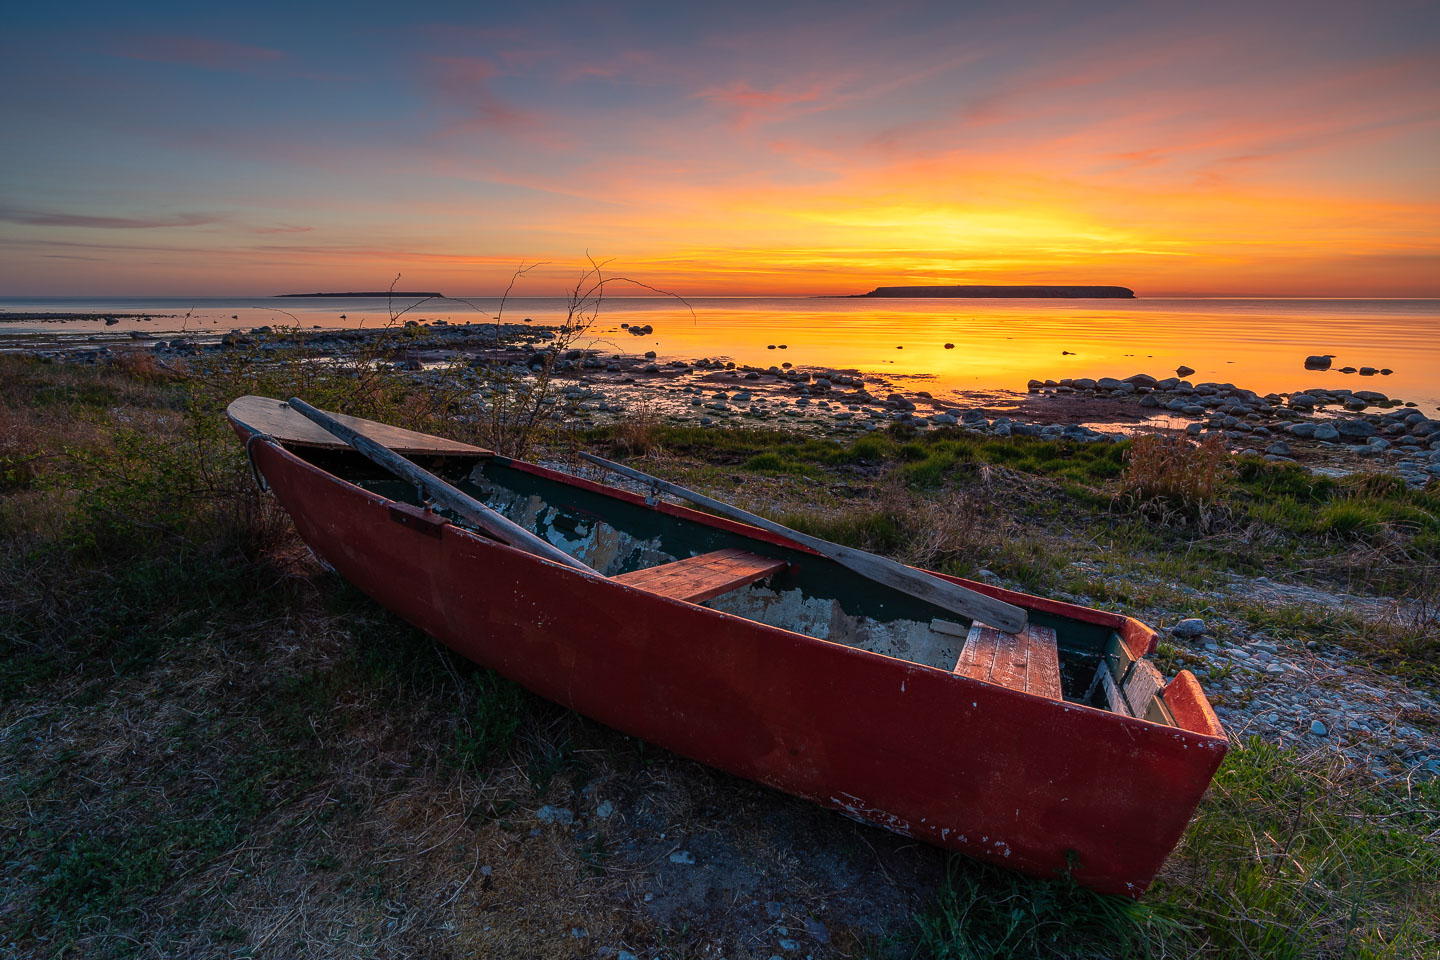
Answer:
xmin=3 ymin=1 xmax=1437 ymax=295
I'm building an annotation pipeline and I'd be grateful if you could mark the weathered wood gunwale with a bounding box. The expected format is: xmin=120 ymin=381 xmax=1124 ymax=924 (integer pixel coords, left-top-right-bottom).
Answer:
xmin=227 ymin=396 xmax=1227 ymax=896
xmin=229 ymin=395 xmax=491 ymax=456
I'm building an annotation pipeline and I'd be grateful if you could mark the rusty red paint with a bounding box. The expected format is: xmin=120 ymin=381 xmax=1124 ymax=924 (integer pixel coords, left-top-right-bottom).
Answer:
xmin=234 ymin=425 xmax=1227 ymax=897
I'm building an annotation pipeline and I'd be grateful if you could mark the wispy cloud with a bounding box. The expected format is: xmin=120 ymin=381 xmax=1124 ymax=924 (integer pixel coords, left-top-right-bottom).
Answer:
xmin=0 ymin=208 xmax=221 ymax=229
xmin=246 ymin=224 xmax=314 ymax=235
xmin=694 ymin=81 xmax=829 ymax=129
xmin=426 ymin=56 xmax=537 ymax=134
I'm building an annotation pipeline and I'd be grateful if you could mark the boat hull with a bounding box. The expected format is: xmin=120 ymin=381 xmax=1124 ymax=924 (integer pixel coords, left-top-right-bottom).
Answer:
xmin=238 ymin=430 xmax=1226 ymax=897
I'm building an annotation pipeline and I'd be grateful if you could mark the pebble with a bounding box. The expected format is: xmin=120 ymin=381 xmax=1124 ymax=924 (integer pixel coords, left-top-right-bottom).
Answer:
xmin=1311 ymin=720 xmax=1328 ymax=736
xmin=536 ymin=805 xmax=574 ymax=826
xmin=1171 ymin=618 xmax=1208 ymax=638
xmin=803 ymin=917 xmax=830 ymax=942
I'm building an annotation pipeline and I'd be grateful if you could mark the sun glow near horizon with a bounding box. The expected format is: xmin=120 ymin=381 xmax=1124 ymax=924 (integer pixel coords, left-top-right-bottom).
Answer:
xmin=1 ymin=1 xmax=1436 ymax=297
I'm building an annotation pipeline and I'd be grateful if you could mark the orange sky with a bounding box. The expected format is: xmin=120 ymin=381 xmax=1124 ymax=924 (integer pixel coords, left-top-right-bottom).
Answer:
xmin=2 ymin=2 xmax=1437 ymax=296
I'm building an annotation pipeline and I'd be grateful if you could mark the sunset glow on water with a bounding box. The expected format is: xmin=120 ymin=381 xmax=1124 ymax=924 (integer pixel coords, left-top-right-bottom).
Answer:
xmin=6 ymin=296 xmax=1438 ymax=409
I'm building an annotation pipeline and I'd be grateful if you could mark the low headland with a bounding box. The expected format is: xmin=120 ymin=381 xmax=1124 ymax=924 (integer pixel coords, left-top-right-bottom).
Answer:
xmin=2 ymin=318 xmax=1436 ymax=957
xmin=852 ymin=284 xmax=1136 ymax=298
xmin=276 ymin=291 xmax=447 ymax=298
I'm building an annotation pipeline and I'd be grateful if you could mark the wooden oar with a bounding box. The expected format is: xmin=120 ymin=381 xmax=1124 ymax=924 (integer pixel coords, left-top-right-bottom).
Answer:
xmin=580 ymin=453 xmax=1028 ymax=633
xmin=286 ymin=398 xmax=598 ymax=574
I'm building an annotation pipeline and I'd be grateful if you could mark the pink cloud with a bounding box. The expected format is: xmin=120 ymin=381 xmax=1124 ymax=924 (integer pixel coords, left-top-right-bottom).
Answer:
xmin=426 ymin=56 xmax=536 ymax=134
xmin=694 ymin=81 xmax=831 ymax=130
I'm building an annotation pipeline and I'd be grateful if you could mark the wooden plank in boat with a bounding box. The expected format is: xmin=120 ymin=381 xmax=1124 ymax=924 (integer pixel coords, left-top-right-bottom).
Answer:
xmin=612 ymin=548 xmax=786 ymax=604
xmin=227 ymin=396 xmax=490 ymax=457
xmin=955 ymin=622 xmax=1062 ymax=700
xmin=1123 ymin=659 xmax=1166 ymax=718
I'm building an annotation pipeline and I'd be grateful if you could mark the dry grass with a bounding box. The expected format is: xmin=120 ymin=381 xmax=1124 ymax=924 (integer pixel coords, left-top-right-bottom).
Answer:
xmin=607 ymin=399 xmax=665 ymax=458
xmin=1120 ymin=433 xmax=1232 ymax=508
xmin=5 ymin=356 xmax=1438 ymax=958
xmin=0 ymin=355 xmax=941 ymax=959
xmin=107 ymin=348 xmax=188 ymax=382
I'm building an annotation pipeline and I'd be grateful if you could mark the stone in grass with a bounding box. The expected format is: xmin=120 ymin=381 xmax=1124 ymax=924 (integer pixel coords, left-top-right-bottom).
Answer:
xmin=536 ymin=805 xmax=574 ymax=826
xmin=803 ymin=917 xmax=831 ymax=943
xmin=669 ymin=850 xmax=696 ymax=864
xmin=1171 ymin=618 xmax=1208 ymax=638
xmin=1310 ymin=720 xmax=1328 ymax=736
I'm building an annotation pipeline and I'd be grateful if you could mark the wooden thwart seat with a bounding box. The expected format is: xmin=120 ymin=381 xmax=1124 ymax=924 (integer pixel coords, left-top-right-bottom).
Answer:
xmin=612 ymin=548 xmax=786 ymax=603
xmin=954 ymin=622 xmax=1063 ymax=700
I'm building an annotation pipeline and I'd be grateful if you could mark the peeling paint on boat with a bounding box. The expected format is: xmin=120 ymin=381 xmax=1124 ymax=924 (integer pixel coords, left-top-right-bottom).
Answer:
xmin=227 ymin=399 xmax=1231 ymax=897
xmin=830 ymin=792 xmax=914 ymax=837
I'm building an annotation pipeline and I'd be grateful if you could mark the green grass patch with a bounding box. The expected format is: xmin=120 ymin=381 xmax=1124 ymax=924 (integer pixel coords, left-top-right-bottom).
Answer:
xmin=916 ymin=740 xmax=1440 ymax=958
xmin=742 ymin=451 xmax=811 ymax=475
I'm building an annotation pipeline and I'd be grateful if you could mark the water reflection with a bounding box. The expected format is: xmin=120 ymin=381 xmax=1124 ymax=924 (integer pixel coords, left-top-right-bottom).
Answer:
xmin=3 ymin=296 xmax=1437 ymax=408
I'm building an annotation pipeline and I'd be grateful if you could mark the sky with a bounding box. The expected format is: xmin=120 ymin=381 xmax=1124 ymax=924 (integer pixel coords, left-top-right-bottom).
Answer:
xmin=1 ymin=0 xmax=1437 ymax=297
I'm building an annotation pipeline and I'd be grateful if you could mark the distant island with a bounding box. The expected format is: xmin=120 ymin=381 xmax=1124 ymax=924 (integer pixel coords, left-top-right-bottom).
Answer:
xmin=276 ymin=292 xmax=446 ymax=298
xmin=853 ymin=285 xmax=1135 ymax=299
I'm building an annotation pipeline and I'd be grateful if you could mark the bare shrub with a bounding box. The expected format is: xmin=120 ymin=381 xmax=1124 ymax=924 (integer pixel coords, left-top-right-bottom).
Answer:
xmin=469 ymin=258 xmax=689 ymax=457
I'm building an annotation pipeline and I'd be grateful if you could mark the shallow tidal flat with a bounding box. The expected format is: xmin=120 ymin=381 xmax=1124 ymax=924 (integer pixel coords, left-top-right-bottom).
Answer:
xmin=14 ymin=310 xmax=1440 ymax=491
xmin=5 ymin=295 xmax=1440 ymax=410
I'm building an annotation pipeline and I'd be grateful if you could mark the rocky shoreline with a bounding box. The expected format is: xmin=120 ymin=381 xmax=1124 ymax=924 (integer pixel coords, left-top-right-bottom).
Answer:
xmin=12 ymin=321 xmax=1440 ymax=489
xmin=1022 ymin=373 xmax=1440 ymax=487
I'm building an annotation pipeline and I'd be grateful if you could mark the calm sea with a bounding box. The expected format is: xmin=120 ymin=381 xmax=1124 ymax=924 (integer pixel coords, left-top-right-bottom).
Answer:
xmin=3 ymin=296 xmax=1437 ymax=410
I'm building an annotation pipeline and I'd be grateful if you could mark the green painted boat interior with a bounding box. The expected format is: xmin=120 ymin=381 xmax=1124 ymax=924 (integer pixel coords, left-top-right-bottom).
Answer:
xmin=289 ymin=446 xmax=1170 ymax=717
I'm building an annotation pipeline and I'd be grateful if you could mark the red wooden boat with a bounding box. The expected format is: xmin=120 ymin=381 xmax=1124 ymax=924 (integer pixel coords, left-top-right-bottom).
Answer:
xmin=228 ymin=396 xmax=1227 ymax=897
